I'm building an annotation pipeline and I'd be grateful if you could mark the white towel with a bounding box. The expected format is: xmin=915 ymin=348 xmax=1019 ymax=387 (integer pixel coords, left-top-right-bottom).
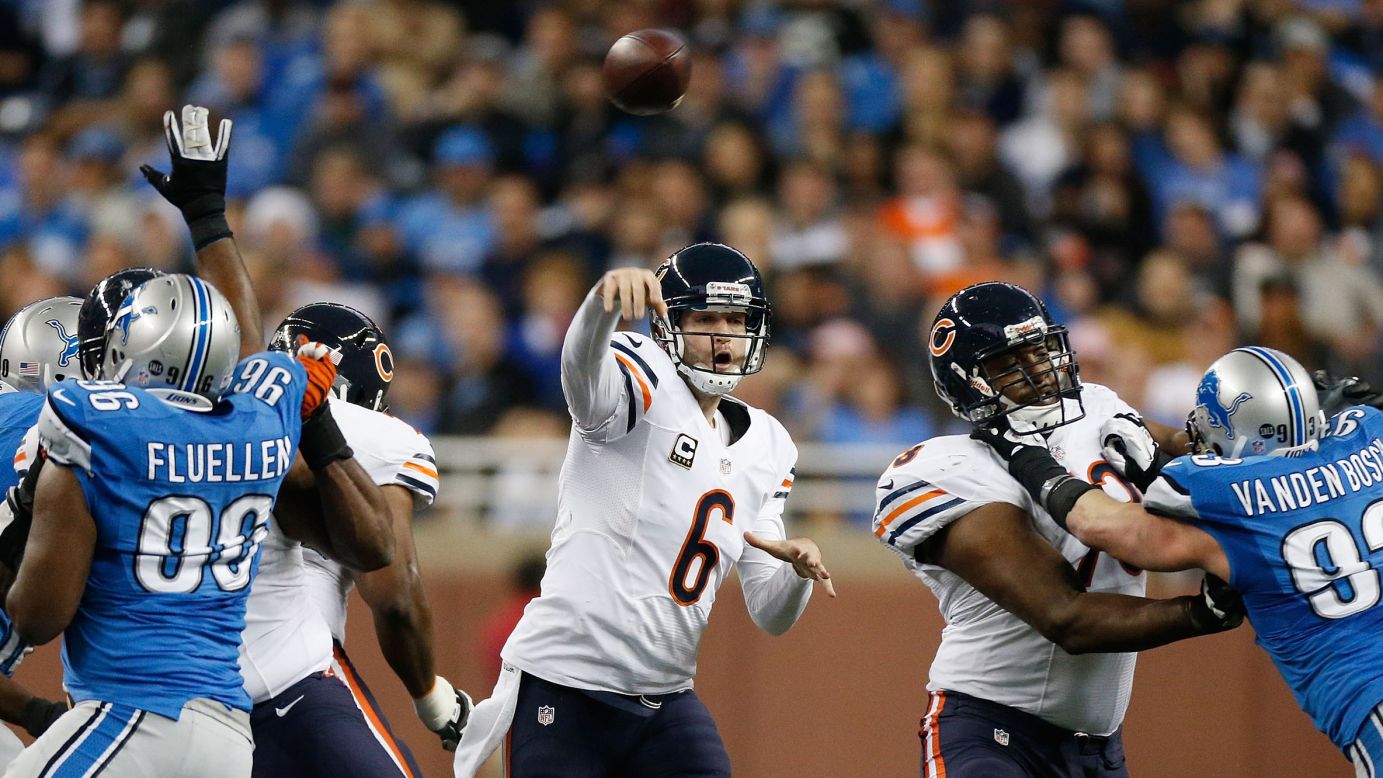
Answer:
xmin=453 ymin=662 xmax=522 ymax=777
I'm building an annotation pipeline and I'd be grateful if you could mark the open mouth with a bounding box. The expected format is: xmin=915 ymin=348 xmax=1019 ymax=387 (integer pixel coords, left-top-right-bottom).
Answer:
xmin=713 ymin=351 xmax=734 ymax=372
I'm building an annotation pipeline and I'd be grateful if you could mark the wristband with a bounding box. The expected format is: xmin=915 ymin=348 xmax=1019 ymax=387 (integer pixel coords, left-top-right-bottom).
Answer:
xmin=188 ymin=213 xmax=232 ymax=250
xmin=299 ymin=403 xmax=353 ymax=470
xmin=1040 ymin=475 xmax=1098 ymax=531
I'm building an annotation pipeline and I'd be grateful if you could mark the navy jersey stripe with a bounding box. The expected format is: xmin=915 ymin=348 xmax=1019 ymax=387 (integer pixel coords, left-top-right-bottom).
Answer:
xmin=876 ymin=480 xmax=936 ymax=515
xmin=611 ymin=341 xmax=659 ymax=388
xmin=39 ymin=703 xmax=107 ymax=777
xmin=887 ymin=497 xmax=966 ymax=546
xmin=395 ymin=473 xmax=437 ymax=498
xmin=615 ymin=361 xmax=638 ymax=433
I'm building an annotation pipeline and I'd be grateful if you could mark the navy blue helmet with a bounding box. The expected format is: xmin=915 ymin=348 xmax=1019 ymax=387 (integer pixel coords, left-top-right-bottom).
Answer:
xmin=650 ymin=242 xmax=771 ymax=396
xmin=78 ymin=267 xmax=167 ymax=379
xmin=928 ymin=281 xmax=1083 ymax=434
xmin=270 ymin=302 xmax=393 ymax=411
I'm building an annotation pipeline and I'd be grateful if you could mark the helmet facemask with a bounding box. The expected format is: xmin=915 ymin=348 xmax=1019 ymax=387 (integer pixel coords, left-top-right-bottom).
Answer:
xmin=651 ymin=287 xmax=770 ymax=397
xmin=946 ymin=323 xmax=1084 ymax=435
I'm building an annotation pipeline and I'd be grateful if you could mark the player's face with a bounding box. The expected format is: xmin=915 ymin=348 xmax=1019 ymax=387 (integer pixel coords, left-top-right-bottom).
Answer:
xmin=981 ymin=340 xmax=1061 ymax=405
xmin=679 ymin=309 xmax=750 ymax=373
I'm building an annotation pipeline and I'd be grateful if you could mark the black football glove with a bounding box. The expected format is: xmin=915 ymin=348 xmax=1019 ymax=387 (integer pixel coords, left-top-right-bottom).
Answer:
xmin=139 ymin=105 xmax=234 ymax=249
xmin=970 ymin=420 xmax=1096 ymax=530
xmin=1313 ymin=370 xmax=1383 ymax=417
xmin=1187 ymin=573 xmax=1245 ymax=634
xmin=19 ymin=696 xmax=68 ymax=738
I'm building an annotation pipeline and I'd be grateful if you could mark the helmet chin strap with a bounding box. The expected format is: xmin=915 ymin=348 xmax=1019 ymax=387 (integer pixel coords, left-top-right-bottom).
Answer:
xmin=679 ymin=361 xmax=742 ymax=396
xmin=1004 ymin=397 xmax=1075 ymax=435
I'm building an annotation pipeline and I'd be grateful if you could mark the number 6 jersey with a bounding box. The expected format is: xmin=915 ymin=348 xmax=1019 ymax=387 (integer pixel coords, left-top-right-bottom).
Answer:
xmin=35 ymin=351 xmax=305 ymax=720
xmin=873 ymin=383 xmax=1146 ymax=736
xmin=502 ymin=293 xmax=810 ymax=696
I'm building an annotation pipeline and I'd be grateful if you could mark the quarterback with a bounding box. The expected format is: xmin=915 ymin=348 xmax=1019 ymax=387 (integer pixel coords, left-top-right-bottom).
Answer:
xmin=455 ymin=242 xmax=833 ymax=777
xmin=874 ymin=282 xmax=1243 ymax=777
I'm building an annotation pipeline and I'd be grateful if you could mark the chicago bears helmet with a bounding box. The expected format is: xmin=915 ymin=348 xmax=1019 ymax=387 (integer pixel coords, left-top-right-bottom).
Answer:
xmin=270 ymin=302 xmax=393 ymax=411
xmin=928 ymin=281 xmax=1083 ymax=435
xmin=105 ymin=274 xmax=241 ymax=409
xmin=78 ymin=267 xmax=167 ymax=379
xmin=649 ymin=242 xmax=771 ymax=396
xmin=1187 ymin=347 xmax=1326 ymax=458
xmin=0 ymin=296 xmax=84 ymax=392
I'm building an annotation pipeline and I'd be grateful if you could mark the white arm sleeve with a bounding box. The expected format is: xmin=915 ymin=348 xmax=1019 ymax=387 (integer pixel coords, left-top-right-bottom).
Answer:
xmin=561 ymin=288 xmax=631 ymax=436
xmin=737 ymin=495 xmax=812 ymax=636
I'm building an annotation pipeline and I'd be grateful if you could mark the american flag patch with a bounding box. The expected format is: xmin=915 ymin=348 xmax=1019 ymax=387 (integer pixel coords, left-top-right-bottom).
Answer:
xmin=17 ymin=362 xmax=39 ymax=377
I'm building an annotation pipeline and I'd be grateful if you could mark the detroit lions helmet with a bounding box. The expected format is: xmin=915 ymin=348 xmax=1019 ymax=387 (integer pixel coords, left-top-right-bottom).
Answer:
xmin=78 ymin=266 xmax=167 ymax=379
xmin=104 ymin=274 xmax=241 ymax=409
xmin=650 ymin=242 xmax=771 ymax=396
xmin=1188 ymin=347 xmax=1326 ymax=458
xmin=929 ymin=281 xmax=1083 ymax=435
xmin=269 ymin=302 xmax=393 ymax=411
xmin=0 ymin=296 xmax=84 ymax=392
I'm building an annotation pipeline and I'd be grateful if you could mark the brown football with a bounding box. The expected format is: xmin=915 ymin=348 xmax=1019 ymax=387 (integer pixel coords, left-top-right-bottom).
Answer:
xmin=602 ymin=29 xmax=691 ymax=116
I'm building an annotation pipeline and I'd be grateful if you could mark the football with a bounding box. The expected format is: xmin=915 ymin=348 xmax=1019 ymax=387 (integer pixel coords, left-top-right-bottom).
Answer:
xmin=602 ymin=29 xmax=692 ymax=115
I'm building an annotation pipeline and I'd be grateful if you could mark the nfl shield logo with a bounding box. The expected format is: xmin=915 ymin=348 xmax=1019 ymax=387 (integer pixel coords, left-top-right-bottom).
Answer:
xmin=720 ymin=457 xmax=732 ymax=475
xmin=994 ymin=728 xmax=1010 ymax=746
xmin=537 ymin=705 xmax=555 ymax=726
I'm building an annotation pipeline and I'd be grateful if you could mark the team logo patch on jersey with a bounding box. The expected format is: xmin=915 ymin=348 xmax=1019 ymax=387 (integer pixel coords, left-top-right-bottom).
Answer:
xmin=720 ymin=457 xmax=732 ymax=475
xmin=670 ymin=434 xmax=698 ymax=469
xmin=994 ymin=729 xmax=1010 ymax=746
xmin=538 ymin=705 xmax=555 ymax=726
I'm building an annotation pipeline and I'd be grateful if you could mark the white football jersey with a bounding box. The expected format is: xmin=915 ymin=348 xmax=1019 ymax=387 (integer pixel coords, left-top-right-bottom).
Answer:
xmin=301 ymin=398 xmax=439 ymax=643
xmin=873 ymin=384 xmax=1147 ymax=735
xmin=239 ymin=522 xmax=334 ymax=703
xmin=502 ymin=331 xmax=803 ymax=696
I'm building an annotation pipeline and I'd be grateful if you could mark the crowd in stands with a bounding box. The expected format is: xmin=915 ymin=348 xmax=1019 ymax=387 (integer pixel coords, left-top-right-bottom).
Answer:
xmin=3 ymin=0 xmax=1383 ymax=467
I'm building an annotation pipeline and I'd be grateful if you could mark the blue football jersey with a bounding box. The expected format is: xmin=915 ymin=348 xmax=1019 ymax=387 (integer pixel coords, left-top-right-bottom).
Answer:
xmin=0 ymin=391 xmax=43 ymax=676
xmin=37 ymin=351 xmax=306 ymax=720
xmin=1144 ymin=406 xmax=1383 ymax=749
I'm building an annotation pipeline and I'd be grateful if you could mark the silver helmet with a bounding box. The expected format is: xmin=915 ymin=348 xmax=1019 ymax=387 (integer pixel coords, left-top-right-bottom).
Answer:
xmin=105 ymin=274 xmax=241 ymax=409
xmin=0 ymin=296 xmax=84 ymax=393
xmin=1188 ymin=347 xmax=1325 ymax=458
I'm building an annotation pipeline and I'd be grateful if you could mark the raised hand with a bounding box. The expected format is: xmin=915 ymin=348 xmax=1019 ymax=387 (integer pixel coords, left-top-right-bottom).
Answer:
xmin=597 ymin=268 xmax=668 ymax=321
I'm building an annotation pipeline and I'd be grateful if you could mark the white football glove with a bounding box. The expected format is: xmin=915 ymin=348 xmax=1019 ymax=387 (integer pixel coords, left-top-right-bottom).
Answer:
xmin=1100 ymin=412 xmax=1166 ymax=492
xmin=164 ymin=105 xmax=231 ymax=162
xmin=414 ymin=675 xmax=473 ymax=751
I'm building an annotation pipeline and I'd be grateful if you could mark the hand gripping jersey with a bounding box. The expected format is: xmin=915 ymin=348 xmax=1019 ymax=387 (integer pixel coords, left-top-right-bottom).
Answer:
xmin=37 ymin=351 xmax=305 ymax=720
xmin=502 ymin=329 xmax=806 ymax=696
xmin=299 ymin=398 xmax=440 ymax=644
xmin=1144 ymin=405 xmax=1383 ymax=750
xmin=0 ymin=392 xmax=44 ymax=677
xmin=873 ymin=384 xmax=1146 ymax=735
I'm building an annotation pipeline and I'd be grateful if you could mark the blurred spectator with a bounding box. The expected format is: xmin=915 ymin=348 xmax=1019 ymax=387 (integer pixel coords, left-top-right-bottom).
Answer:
xmin=1143 ymin=105 xmax=1263 ymax=240
xmin=37 ymin=0 xmax=130 ymax=134
xmin=1234 ymin=194 xmax=1383 ymax=379
xmin=394 ymin=126 xmax=497 ymax=274
xmin=0 ymin=133 xmax=86 ymax=280
xmin=1000 ymin=68 xmax=1091 ymax=215
xmin=878 ymin=143 xmax=964 ymax=292
xmin=770 ymin=160 xmax=846 ymax=271
xmin=954 ymin=14 xmax=1026 ymax=126
xmin=946 ymin=108 xmax=1033 ymax=243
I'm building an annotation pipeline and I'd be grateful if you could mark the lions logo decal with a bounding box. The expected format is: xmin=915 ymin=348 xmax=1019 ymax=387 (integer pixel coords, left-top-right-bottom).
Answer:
xmin=46 ymin=319 xmax=79 ymax=368
xmin=1196 ymin=370 xmax=1252 ymax=439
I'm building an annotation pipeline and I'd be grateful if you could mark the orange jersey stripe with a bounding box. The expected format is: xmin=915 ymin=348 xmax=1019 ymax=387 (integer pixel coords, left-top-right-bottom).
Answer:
xmin=335 ymin=648 xmax=417 ymax=778
xmin=403 ymin=461 xmax=438 ymax=480
xmin=615 ymin=354 xmax=652 ymax=412
xmin=13 ymin=452 xmax=25 ymax=464
xmin=924 ymin=691 xmax=947 ymax=778
xmin=874 ymin=489 xmax=947 ymax=537
xmin=781 ymin=478 xmax=793 ymax=488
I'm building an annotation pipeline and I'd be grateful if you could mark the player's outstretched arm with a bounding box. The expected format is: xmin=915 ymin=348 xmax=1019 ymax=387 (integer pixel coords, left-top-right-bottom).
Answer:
xmin=7 ymin=463 xmax=95 ymax=645
xmin=141 ymin=104 xmax=263 ymax=357
xmin=1065 ymin=491 xmax=1229 ymax=578
xmin=929 ymin=502 xmax=1235 ymax=654
xmin=275 ymin=343 xmax=393 ymax=570
xmin=353 ymin=484 xmax=471 ymax=750
xmin=562 ymin=268 xmax=667 ymax=431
